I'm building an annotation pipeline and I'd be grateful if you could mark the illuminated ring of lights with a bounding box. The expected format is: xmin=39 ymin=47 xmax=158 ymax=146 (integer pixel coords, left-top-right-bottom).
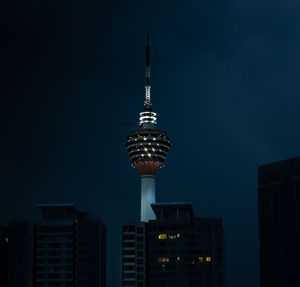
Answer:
xmin=139 ymin=111 xmax=157 ymax=125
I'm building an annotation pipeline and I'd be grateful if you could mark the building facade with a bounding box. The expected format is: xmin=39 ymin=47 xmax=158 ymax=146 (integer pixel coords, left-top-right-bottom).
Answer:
xmin=122 ymin=223 xmax=148 ymax=287
xmin=258 ymin=157 xmax=300 ymax=287
xmin=7 ymin=221 xmax=34 ymax=287
xmin=1 ymin=204 xmax=106 ymax=287
xmin=122 ymin=202 xmax=225 ymax=287
xmin=35 ymin=203 xmax=106 ymax=287
xmin=0 ymin=227 xmax=9 ymax=287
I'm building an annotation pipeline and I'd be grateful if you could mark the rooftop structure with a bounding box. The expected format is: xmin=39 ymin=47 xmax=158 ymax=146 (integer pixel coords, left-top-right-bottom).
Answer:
xmin=125 ymin=35 xmax=171 ymax=222
xmin=36 ymin=202 xmax=86 ymax=221
xmin=151 ymin=201 xmax=194 ymax=220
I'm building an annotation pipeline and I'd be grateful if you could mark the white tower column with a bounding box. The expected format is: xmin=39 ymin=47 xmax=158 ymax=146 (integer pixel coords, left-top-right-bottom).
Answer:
xmin=140 ymin=175 xmax=156 ymax=222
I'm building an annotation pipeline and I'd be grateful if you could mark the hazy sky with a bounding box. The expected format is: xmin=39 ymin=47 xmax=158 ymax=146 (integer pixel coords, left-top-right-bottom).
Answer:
xmin=2 ymin=0 xmax=300 ymax=286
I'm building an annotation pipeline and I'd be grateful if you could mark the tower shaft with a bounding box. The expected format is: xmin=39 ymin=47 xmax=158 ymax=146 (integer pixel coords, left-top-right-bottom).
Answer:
xmin=136 ymin=161 xmax=161 ymax=222
xmin=141 ymin=175 xmax=156 ymax=221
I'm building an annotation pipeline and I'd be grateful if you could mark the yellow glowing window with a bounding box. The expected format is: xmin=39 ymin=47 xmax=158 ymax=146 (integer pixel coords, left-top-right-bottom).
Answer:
xmin=158 ymin=257 xmax=169 ymax=263
xmin=177 ymin=233 xmax=180 ymax=238
xmin=206 ymin=257 xmax=212 ymax=262
xmin=5 ymin=236 xmax=9 ymax=243
xmin=158 ymin=234 xmax=167 ymax=240
xmin=177 ymin=257 xmax=181 ymax=261
xmin=198 ymin=257 xmax=203 ymax=263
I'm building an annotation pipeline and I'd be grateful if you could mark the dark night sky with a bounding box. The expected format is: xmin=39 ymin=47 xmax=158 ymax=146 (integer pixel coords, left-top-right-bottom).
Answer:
xmin=2 ymin=0 xmax=300 ymax=286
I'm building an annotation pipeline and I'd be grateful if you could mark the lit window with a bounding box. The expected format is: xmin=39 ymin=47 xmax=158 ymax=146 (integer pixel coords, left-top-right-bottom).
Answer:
xmin=177 ymin=257 xmax=180 ymax=261
xmin=158 ymin=257 xmax=169 ymax=263
xmin=5 ymin=236 xmax=9 ymax=243
xmin=49 ymin=266 xmax=60 ymax=272
xmin=158 ymin=234 xmax=167 ymax=240
xmin=177 ymin=233 xmax=180 ymax=238
xmin=168 ymin=235 xmax=176 ymax=239
xmin=198 ymin=257 xmax=203 ymax=263
xmin=206 ymin=257 xmax=212 ymax=262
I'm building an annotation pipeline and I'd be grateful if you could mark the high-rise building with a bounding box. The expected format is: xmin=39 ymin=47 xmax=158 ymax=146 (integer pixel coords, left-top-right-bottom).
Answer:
xmin=149 ymin=203 xmax=224 ymax=287
xmin=258 ymin=157 xmax=300 ymax=287
xmin=35 ymin=203 xmax=106 ymax=287
xmin=0 ymin=227 xmax=9 ymax=286
xmin=2 ymin=204 xmax=106 ymax=287
xmin=122 ymin=222 xmax=147 ymax=287
xmin=122 ymin=202 xmax=225 ymax=287
xmin=7 ymin=221 xmax=34 ymax=287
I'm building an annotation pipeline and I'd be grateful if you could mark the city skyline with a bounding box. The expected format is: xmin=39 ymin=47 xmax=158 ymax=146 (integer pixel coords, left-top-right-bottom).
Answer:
xmin=2 ymin=0 xmax=300 ymax=286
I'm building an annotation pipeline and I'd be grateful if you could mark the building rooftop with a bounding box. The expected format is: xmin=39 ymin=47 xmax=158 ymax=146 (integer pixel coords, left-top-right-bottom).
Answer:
xmin=151 ymin=201 xmax=194 ymax=219
xmin=37 ymin=203 xmax=87 ymax=221
xmin=258 ymin=156 xmax=300 ymax=185
xmin=37 ymin=203 xmax=75 ymax=208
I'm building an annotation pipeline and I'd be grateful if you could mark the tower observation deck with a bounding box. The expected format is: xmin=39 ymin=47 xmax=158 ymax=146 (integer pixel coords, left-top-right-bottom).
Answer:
xmin=125 ymin=35 xmax=171 ymax=222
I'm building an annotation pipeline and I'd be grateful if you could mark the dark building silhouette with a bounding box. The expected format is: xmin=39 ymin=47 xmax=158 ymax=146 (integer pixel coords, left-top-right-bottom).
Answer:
xmin=122 ymin=222 xmax=147 ymax=287
xmin=6 ymin=221 xmax=34 ymax=287
xmin=0 ymin=227 xmax=9 ymax=286
xmin=1 ymin=204 xmax=106 ymax=287
xmin=258 ymin=157 xmax=300 ymax=287
xmin=122 ymin=202 xmax=225 ymax=287
xmin=35 ymin=203 xmax=106 ymax=287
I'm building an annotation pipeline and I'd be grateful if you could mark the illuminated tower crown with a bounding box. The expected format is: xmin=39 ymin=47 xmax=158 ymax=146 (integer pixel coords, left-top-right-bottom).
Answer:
xmin=125 ymin=35 xmax=171 ymax=222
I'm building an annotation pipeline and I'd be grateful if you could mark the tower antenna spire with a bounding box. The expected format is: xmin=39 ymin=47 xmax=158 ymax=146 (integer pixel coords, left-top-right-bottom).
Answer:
xmin=145 ymin=33 xmax=151 ymax=109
